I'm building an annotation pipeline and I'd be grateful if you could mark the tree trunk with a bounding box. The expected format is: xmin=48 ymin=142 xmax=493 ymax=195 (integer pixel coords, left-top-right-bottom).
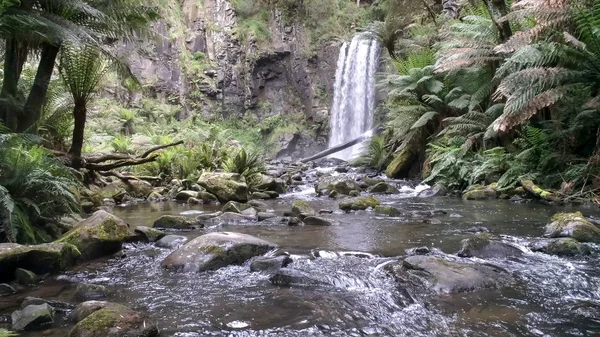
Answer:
xmin=69 ymin=102 xmax=87 ymax=169
xmin=18 ymin=43 xmax=60 ymax=132
xmin=483 ymin=0 xmax=512 ymax=42
xmin=0 ymin=39 xmax=28 ymax=131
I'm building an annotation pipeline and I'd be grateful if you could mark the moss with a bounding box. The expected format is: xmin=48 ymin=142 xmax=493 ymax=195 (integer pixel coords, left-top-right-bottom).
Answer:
xmin=385 ymin=147 xmax=413 ymax=178
xmin=374 ymin=206 xmax=401 ymax=217
xmin=59 ymin=216 xmax=128 ymax=248
xmin=339 ymin=196 xmax=380 ymax=211
xmin=462 ymin=187 xmax=497 ymax=200
xmin=462 ymin=233 xmax=494 ymax=251
xmin=70 ymin=309 xmax=118 ymax=336
xmin=544 ymin=238 xmax=589 ymax=256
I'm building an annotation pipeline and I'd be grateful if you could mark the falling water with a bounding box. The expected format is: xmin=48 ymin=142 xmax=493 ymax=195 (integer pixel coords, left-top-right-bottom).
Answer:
xmin=328 ymin=34 xmax=380 ymax=161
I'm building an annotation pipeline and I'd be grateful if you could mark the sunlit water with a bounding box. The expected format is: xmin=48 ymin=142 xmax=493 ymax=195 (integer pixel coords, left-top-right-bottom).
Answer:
xmin=2 ymin=181 xmax=600 ymax=336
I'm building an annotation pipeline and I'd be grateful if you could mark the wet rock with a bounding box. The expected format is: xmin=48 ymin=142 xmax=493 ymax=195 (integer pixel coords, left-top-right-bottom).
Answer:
xmin=175 ymin=190 xmax=198 ymax=202
xmin=339 ymin=196 xmax=380 ymax=211
xmin=250 ymin=192 xmax=271 ymax=200
xmin=204 ymin=212 xmax=253 ymax=225
xmin=11 ymin=303 xmax=54 ymax=331
xmin=14 ymin=268 xmax=38 ymax=285
xmin=197 ymin=172 xmax=249 ymax=203
xmin=367 ymin=182 xmax=399 ymax=194
xmin=196 ymin=212 xmax=222 ymax=221
xmin=457 ymin=233 xmax=522 ymax=259
xmin=544 ymin=212 xmax=600 ymax=243
xmin=464 ymin=226 xmax=490 ymax=233
xmin=328 ymin=190 xmax=339 ymax=199
xmin=450 ymin=213 xmax=463 ymax=218
xmin=374 ymin=206 xmax=401 ymax=216
xmin=147 ymin=191 xmax=164 ymax=202
xmin=250 ymin=255 xmax=292 ymax=272
xmin=406 ymin=247 xmax=431 ymax=255
xmin=303 ymin=216 xmax=333 ymax=226
xmin=255 ymin=175 xmax=287 ymax=194
xmin=462 ymin=185 xmax=497 ymax=200
xmin=315 ymin=176 xmax=361 ymax=196
xmin=241 ymin=207 xmax=258 ymax=219
xmin=264 ymin=191 xmax=280 ymax=199
xmin=349 ymin=190 xmax=361 ymax=197
xmin=75 ymin=284 xmax=108 ymax=301
xmin=287 ymin=217 xmax=302 ymax=226
xmin=269 ymin=268 xmax=329 ymax=287
xmin=318 ymin=209 xmax=334 ymax=214
xmin=291 ymin=200 xmax=315 ymax=220
xmin=199 ymin=191 xmax=219 ymax=203
xmin=155 ymin=235 xmax=188 ymax=249
xmin=161 ymin=232 xmax=277 ymax=272
xmin=57 ymin=210 xmax=130 ymax=261
xmin=68 ymin=305 xmax=158 ymax=337
xmin=248 ymin=200 xmax=268 ymax=212
xmin=153 ymin=215 xmax=202 ymax=230
xmin=529 ymin=238 xmax=591 ymax=256
xmin=0 ymin=283 xmax=16 ymax=296
xmin=0 ymin=242 xmax=80 ymax=281
xmin=388 ymin=255 xmax=512 ymax=293
xmin=417 ymin=184 xmax=447 ymax=198
xmin=292 ymin=173 xmax=303 ymax=181
xmin=257 ymin=212 xmax=277 ymax=221
xmin=221 ymin=201 xmax=252 ymax=214
xmin=69 ymin=301 xmax=127 ymax=323
xmin=114 ymin=180 xmax=153 ymax=198
xmin=21 ymin=297 xmax=74 ymax=312
xmin=334 ymin=166 xmax=349 ymax=173
xmin=134 ymin=226 xmax=165 ymax=242
xmin=187 ymin=197 xmax=203 ymax=205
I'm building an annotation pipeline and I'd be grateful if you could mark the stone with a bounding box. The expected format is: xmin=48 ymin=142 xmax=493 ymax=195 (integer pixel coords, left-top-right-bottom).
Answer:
xmin=69 ymin=301 xmax=127 ymax=323
xmin=197 ymin=172 xmax=249 ymax=203
xmin=544 ymin=212 xmax=600 ymax=243
xmin=153 ymin=215 xmax=202 ymax=230
xmin=155 ymin=235 xmax=188 ymax=249
xmin=264 ymin=191 xmax=280 ymax=199
xmin=14 ymin=268 xmax=38 ymax=285
xmin=367 ymin=182 xmax=399 ymax=194
xmin=529 ymin=238 xmax=591 ymax=256
xmin=11 ymin=303 xmax=54 ymax=331
xmin=175 ymin=190 xmax=199 ymax=201
xmin=287 ymin=217 xmax=302 ymax=226
xmin=257 ymin=212 xmax=277 ymax=221
xmin=241 ymin=207 xmax=258 ymax=219
xmin=255 ymin=175 xmax=287 ymax=194
xmin=349 ymin=190 xmax=361 ymax=197
xmin=374 ymin=206 xmax=401 ymax=217
xmin=147 ymin=191 xmax=164 ymax=202
xmin=250 ymin=255 xmax=292 ymax=272
xmin=187 ymin=197 xmax=203 ymax=205
xmin=269 ymin=268 xmax=329 ymax=287
xmin=57 ymin=210 xmax=130 ymax=261
xmin=457 ymin=233 xmax=523 ymax=259
xmin=406 ymin=247 xmax=431 ymax=255
xmin=199 ymin=191 xmax=219 ymax=203
xmin=203 ymin=212 xmax=253 ymax=225
xmin=339 ymin=196 xmax=380 ymax=211
xmin=303 ymin=216 xmax=333 ymax=226
xmin=248 ymin=200 xmax=268 ymax=212
xmin=68 ymin=306 xmax=158 ymax=337
xmin=318 ymin=209 xmax=334 ymax=214
xmin=0 ymin=283 xmax=16 ymax=296
xmin=250 ymin=192 xmax=271 ymax=200
xmin=328 ymin=190 xmax=339 ymax=199
xmin=0 ymin=242 xmax=80 ymax=281
xmin=161 ymin=232 xmax=277 ymax=272
xmin=464 ymin=226 xmax=490 ymax=233
xmin=462 ymin=185 xmax=497 ymax=200
xmin=387 ymin=255 xmax=512 ymax=293
xmin=75 ymin=284 xmax=108 ymax=301
xmin=385 ymin=147 xmax=414 ymax=178
xmin=221 ymin=201 xmax=252 ymax=214
xmin=134 ymin=226 xmax=165 ymax=242
xmin=315 ymin=176 xmax=361 ymax=196
xmin=114 ymin=180 xmax=153 ymax=198
xmin=291 ymin=200 xmax=315 ymax=220
xmin=417 ymin=184 xmax=447 ymax=198
xmin=21 ymin=297 xmax=74 ymax=312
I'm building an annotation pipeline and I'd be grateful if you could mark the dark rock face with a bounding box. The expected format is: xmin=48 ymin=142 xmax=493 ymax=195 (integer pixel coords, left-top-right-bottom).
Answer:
xmin=12 ymin=303 xmax=54 ymax=331
xmin=457 ymin=233 xmax=523 ymax=259
xmin=250 ymin=255 xmax=292 ymax=272
xmin=529 ymin=238 xmax=591 ymax=256
xmin=269 ymin=268 xmax=329 ymax=287
xmin=0 ymin=242 xmax=80 ymax=282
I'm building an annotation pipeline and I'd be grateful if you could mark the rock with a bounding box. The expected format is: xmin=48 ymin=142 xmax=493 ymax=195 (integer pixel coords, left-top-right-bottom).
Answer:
xmin=387 ymin=255 xmax=512 ymax=293
xmin=75 ymin=284 xmax=108 ymax=301
xmin=250 ymin=255 xmax=292 ymax=272
xmin=349 ymin=190 xmax=361 ymax=197
xmin=155 ymin=235 xmax=188 ymax=249
xmin=457 ymin=233 xmax=523 ymax=259
xmin=328 ymin=190 xmax=339 ymax=199
xmin=257 ymin=212 xmax=276 ymax=221
xmin=303 ymin=216 xmax=333 ymax=226
xmin=20 ymin=297 xmax=74 ymax=312
xmin=247 ymin=200 xmax=268 ymax=212
xmin=269 ymin=268 xmax=329 ymax=287
xmin=221 ymin=201 xmax=252 ymax=214
xmin=544 ymin=212 xmax=600 ymax=243
xmin=187 ymin=197 xmax=203 ymax=205
xmin=255 ymin=175 xmax=287 ymax=194
xmin=11 ymin=303 xmax=54 ymax=331
xmin=89 ymin=183 xmax=126 ymax=203
xmin=153 ymin=215 xmax=202 ymax=230
xmin=204 ymin=212 xmax=253 ymax=225
xmin=385 ymin=146 xmax=414 ymax=178
xmin=462 ymin=185 xmax=498 ymax=200
xmin=361 ymin=177 xmax=383 ymax=186
xmin=0 ymin=283 xmax=16 ymax=296
xmin=114 ymin=180 xmax=153 ymax=198
xmin=241 ymin=207 xmax=258 ymax=219
xmin=57 ymin=210 xmax=130 ymax=261
xmin=318 ymin=209 xmax=333 ymax=214
xmin=0 ymin=242 xmax=80 ymax=281
xmin=339 ymin=196 xmax=380 ymax=211
xmin=199 ymin=191 xmax=219 ymax=203
xmin=102 ymin=198 xmax=115 ymax=206
xmin=417 ymin=184 xmax=447 ymax=198
xmin=68 ymin=306 xmax=158 ymax=337
xmin=161 ymin=232 xmax=277 ymax=272
xmin=264 ymin=191 xmax=280 ymax=198
xmin=175 ymin=190 xmax=199 ymax=201
xmin=406 ymin=247 xmax=431 ymax=255
xmin=197 ymin=172 xmax=249 ymax=203
xmin=374 ymin=206 xmax=401 ymax=216
xmin=464 ymin=226 xmax=490 ymax=233
xmin=69 ymin=301 xmax=127 ymax=323
xmin=250 ymin=192 xmax=271 ymax=200
xmin=14 ymin=268 xmax=38 ymax=285
xmin=146 ymin=191 xmax=163 ymax=201
xmin=291 ymin=200 xmax=315 ymax=220
xmin=315 ymin=176 xmax=361 ymax=196
xmin=134 ymin=226 xmax=165 ymax=242
xmin=287 ymin=217 xmax=302 ymax=226
xmin=367 ymin=182 xmax=399 ymax=194
xmin=529 ymin=238 xmax=591 ymax=256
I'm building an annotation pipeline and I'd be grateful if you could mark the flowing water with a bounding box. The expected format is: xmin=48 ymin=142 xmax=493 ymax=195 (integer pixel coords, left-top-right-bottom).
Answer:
xmin=2 ymin=179 xmax=600 ymax=337
xmin=328 ymin=34 xmax=380 ymax=161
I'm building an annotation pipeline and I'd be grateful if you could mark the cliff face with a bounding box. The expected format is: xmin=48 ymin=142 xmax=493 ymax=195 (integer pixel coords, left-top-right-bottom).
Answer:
xmin=125 ymin=0 xmax=350 ymax=159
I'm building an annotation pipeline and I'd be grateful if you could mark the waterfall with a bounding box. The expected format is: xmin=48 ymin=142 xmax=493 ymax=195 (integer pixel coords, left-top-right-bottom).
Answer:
xmin=328 ymin=34 xmax=380 ymax=161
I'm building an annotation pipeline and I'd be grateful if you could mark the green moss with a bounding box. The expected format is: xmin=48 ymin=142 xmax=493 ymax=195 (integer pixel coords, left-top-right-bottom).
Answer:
xmin=0 ymin=329 xmax=18 ymax=337
xmin=462 ymin=187 xmax=497 ymax=200
xmin=551 ymin=211 xmax=584 ymax=222
xmin=544 ymin=238 xmax=588 ymax=256
xmin=462 ymin=233 xmax=494 ymax=251
xmin=374 ymin=206 xmax=401 ymax=217
xmin=71 ymin=308 xmax=118 ymax=336
xmin=385 ymin=147 xmax=414 ymax=178
xmin=339 ymin=197 xmax=380 ymax=211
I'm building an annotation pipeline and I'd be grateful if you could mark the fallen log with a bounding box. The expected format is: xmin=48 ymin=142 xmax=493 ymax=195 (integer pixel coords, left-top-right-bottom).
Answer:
xmin=300 ymin=126 xmax=379 ymax=163
xmin=97 ymin=171 xmax=162 ymax=182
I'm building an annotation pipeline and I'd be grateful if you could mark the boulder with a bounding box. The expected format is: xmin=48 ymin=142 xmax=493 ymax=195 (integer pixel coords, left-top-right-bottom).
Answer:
xmin=161 ymin=232 xmax=277 ymax=272
xmin=385 ymin=146 xmax=414 ymax=178
xmin=69 ymin=301 xmax=127 ymax=323
xmin=187 ymin=197 xmax=203 ymax=205
xmin=0 ymin=283 xmax=16 ymax=296
xmin=529 ymin=238 xmax=591 ymax=256
xmin=20 ymin=297 xmax=74 ymax=312
xmin=387 ymin=255 xmax=512 ymax=293
xmin=241 ymin=207 xmax=258 ymax=219
xmin=203 ymin=212 xmax=253 ymax=225
xmin=175 ymin=190 xmax=199 ymax=202
xmin=257 ymin=212 xmax=277 ymax=221
xmin=374 ymin=206 xmax=401 ymax=217
xmin=11 ymin=303 xmax=54 ymax=331
xmin=287 ymin=217 xmax=302 ymax=226
xmin=87 ymin=184 xmax=126 ymax=204
xmin=255 ymin=175 xmax=287 ymax=194
xmin=133 ymin=226 xmax=165 ymax=242
xmin=250 ymin=255 xmax=292 ymax=272
xmin=0 ymin=242 xmax=80 ymax=281
xmin=457 ymin=233 xmax=523 ymax=259
xmin=247 ymin=200 xmax=268 ymax=212
xmin=315 ymin=176 xmax=361 ymax=196
xmin=367 ymin=182 xmax=399 ymax=194
xmin=303 ymin=216 xmax=333 ymax=226
xmin=152 ymin=215 xmax=202 ymax=230
xmin=57 ymin=210 xmax=130 ymax=261
xmin=199 ymin=191 xmax=219 ymax=203
xmin=221 ymin=201 xmax=252 ymax=214
xmin=75 ymin=284 xmax=108 ymax=301
xmin=68 ymin=306 xmax=158 ymax=337
xmin=417 ymin=184 xmax=447 ymax=198
xmin=197 ymin=172 xmax=249 ymax=203
xmin=264 ymin=191 xmax=280 ymax=199
xmin=544 ymin=212 xmax=600 ymax=243
xmin=269 ymin=268 xmax=329 ymax=287
xmin=339 ymin=196 xmax=380 ymax=211
xmin=114 ymin=180 xmax=153 ymax=198
xmin=291 ymin=200 xmax=315 ymax=220
xmin=250 ymin=192 xmax=271 ymax=200
xmin=462 ymin=185 xmax=497 ymax=200
xmin=14 ymin=268 xmax=38 ymax=285
xmin=155 ymin=235 xmax=188 ymax=249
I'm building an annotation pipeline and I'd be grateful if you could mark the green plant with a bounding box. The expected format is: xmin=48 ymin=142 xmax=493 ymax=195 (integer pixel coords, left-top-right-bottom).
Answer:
xmin=222 ymin=147 xmax=265 ymax=177
xmin=0 ymin=328 xmax=18 ymax=337
xmin=352 ymin=136 xmax=390 ymax=171
xmin=111 ymin=135 xmax=133 ymax=154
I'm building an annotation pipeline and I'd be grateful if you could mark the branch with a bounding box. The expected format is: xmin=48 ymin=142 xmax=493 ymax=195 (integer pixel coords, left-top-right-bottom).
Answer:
xmin=97 ymin=171 xmax=162 ymax=182
xmin=85 ymin=155 xmax=159 ymax=171
xmin=141 ymin=140 xmax=184 ymax=158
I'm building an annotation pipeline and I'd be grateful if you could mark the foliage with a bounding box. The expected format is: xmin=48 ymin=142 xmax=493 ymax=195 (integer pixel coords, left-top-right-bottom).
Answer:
xmin=352 ymin=136 xmax=390 ymax=171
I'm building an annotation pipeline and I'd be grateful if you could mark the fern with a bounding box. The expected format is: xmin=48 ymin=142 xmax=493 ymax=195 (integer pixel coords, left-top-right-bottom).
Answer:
xmin=352 ymin=136 xmax=390 ymax=171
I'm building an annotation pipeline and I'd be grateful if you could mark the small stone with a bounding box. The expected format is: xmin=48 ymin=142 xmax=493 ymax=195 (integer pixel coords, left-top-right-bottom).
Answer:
xmin=339 ymin=196 xmax=380 ymax=211
xmin=241 ymin=207 xmax=258 ymax=219
xmin=529 ymin=238 xmax=591 ymax=256
xmin=303 ymin=216 xmax=333 ymax=226
xmin=406 ymin=246 xmax=431 ymax=255
xmin=156 ymin=235 xmax=188 ymax=249
xmin=15 ymin=268 xmax=38 ymax=285
xmin=257 ymin=212 xmax=276 ymax=221
xmin=75 ymin=284 xmax=108 ymax=301
xmin=11 ymin=303 xmax=54 ymax=331
xmin=450 ymin=213 xmax=463 ymax=218
xmin=287 ymin=217 xmax=302 ymax=226
xmin=134 ymin=226 xmax=166 ymax=242
xmin=0 ymin=283 xmax=16 ymax=296
xmin=367 ymin=182 xmax=399 ymax=194
xmin=291 ymin=200 xmax=315 ymax=220
xmin=250 ymin=255 xmax=292 ymax=272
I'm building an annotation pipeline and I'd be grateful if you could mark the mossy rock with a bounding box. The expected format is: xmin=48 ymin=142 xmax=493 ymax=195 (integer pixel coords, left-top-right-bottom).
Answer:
xmin=529 ymin=238 xmax=591 ymax=256
xmin=133 ymin=226 xmax=165 ymax=243
xmin=457 ymin=233 xmax=522 ymax=259
xmin=153 ymin=215 xmax=202 ymax=230
xmin=303 ymin=216 xmax=333 ymax=226
xmin=255 ymin=175 xmax=287 ymax=194
xmin=221 ymin=201 xmax=253 ymax=214
xmin=374 ymin=206 xmax=401 ymax=217
xmin=197 ymin=172 xmax=249 ymax=203
xmin=14 ymin=268 xmax=38 ymax=285
xmin=544 ymin=212 xmax=600 ymax=243
xmin=68 ymin=306 xmax=158 ymax=337
xmin=87 ymin=184 xmax=126 ymax=205
xmin=69 ymin=301 xmax=128 ymax=323
xmin=161 ymin=232 xmax=277 ymax=272
xmin=339 ymin=197 xmax=380 ymax=211
xmin=175 ymin=190 xmax=199 ymax=202
xmin=250 ymin=192 xmax=271 ymax=200
xmin=0 ymin=242 xmax=80 ymax=282
xmin=199 ymin=191 xmax=218 ymax=203
xmin=385 ymin=147 xmax=414 ymax=178
xmin=291 ymin=200 xmax=315 ymax=220
xmin=367 ymin=182 xmax=399 ymax=194
xmin=361 ymin=177 xmax=383 ymax=187
xmin=462 ymin=185 xmax=497 ymax=200
xmin=11 ymin=303 xmax=54 ymax=331
xmin=57 ymin=210 xmax=131 ymax=261
xmin=520 ymin=179 xmax=558 ymax=201
xmin=114 ymin=180 xmax=153 ymax=198
xmin=315 ymin=176 xmax=361 ymax=196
